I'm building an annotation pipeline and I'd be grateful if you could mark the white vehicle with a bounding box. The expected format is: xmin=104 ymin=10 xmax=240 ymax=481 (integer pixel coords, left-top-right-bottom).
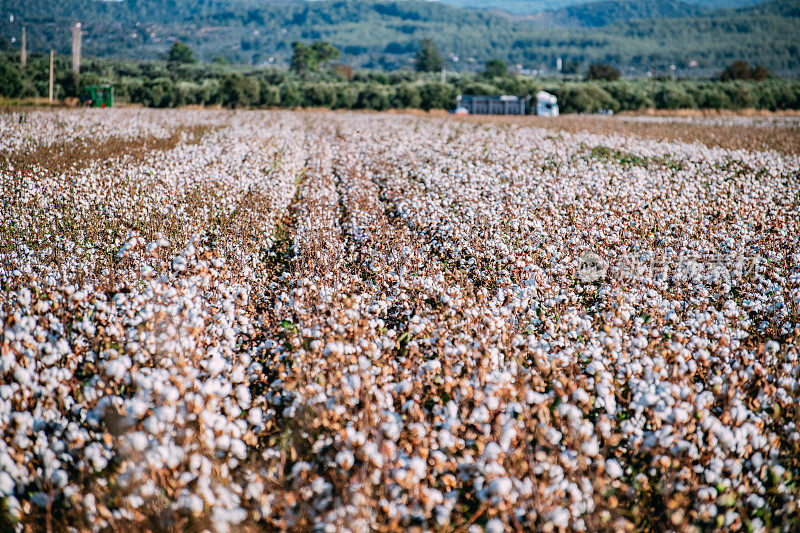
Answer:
xmin=536 ymin=91 xmax=559 ymax=117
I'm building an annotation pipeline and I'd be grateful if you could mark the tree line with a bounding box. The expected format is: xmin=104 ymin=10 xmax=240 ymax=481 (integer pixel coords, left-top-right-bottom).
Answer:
xmin=1 ymin=44 xmax=799 ymax=113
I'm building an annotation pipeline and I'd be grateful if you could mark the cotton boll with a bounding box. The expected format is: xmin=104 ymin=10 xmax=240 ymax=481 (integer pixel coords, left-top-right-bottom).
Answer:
xmin=487 ymin=477 xmax=512 ymax=498
xmin=207 ymin=357 xmax=226 ymax=376
xmin=0 ymin=472 xmax=15 ymax=495
xmin=247 ymin=407 xmax=263 ymax=427
xmin=229 ymin=439 xmax=247 ymax=460
xmin=605 ymin=459 xmax=623 ymax=479
xmin=104 ymin=357 xmax=131 ymax=380
xmin=127 ymin=432 xmax=148 ymax=452
xmin=336 ymin=450 xmax=355 ymax=470
xmin=485 ymin=518 xmax=505 ymax=533
xmin=172 ymin=255 xmax=188 ymax=272
xmin=546 ymin=428 xmax=562 ymax=445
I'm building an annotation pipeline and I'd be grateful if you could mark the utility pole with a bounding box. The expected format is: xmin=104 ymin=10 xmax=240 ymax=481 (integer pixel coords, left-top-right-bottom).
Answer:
xmin=72 ymin=22 xmax=82 ymax=74
xmin=651 ymin=54 xmax=658 ymax=110
xmin=347 ymin=55 xmax=354 ymax=109
xmin=49 ymin=50 xmax=54 ymax=103
xmin=441 ymin=67 xmax=446 ymax=84
xmin=20 ymin=25 xmax=26 ymax=67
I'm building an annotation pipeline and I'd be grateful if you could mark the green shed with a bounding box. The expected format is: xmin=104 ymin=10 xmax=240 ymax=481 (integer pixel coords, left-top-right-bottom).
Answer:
xmin=84 ymin=84 xmax=114 ymax=108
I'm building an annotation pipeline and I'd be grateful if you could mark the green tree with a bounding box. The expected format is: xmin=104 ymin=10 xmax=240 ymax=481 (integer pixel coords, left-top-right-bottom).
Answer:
xmin=311 ymin=41 xmax=340 ymax=69
xmin=220 ymin=73 xmax=259 ymax=108
xmin=751 ymin=64 xmax=771 ymax=81
xmin=417 ymin=82 xmax=455 ymax=110
xmin=484 ymin=59 xmax=507 ymax=78
xmin=290 ymin=41 xmax=340 ymax=75
xmin=168 ymin=41 xmax=195 ymax=64
xmin=0 ymin=61 xmax=24 ymax=97
xmin=415 ymin=39 xmax=443 ymax=73
xmin=719 ymin=60 xmax=753 ymax=81
xmin=719 ymin=61 xmax=772 ymax=81
xmin=586 ymin=63 xmax=621 ymax=81
xmin=57 ymin=70 xmax=81 ymax=98
xmin=655 ymin=85 xmax=697 ymax=109
xmin=356 ymin=84 xmax=391 ymax=110
xmin=394 ymin=84 xmax=421 ymax=109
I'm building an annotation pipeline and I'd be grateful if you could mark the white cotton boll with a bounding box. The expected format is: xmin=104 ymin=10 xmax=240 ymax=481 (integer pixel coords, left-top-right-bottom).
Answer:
xmin=215 ymin=434 xmax=231 ymax=452
xmin=363 ymin=442 xmax=384 ymax=468
xmin=336 ymin=450 xmax=355 ymax=470
xmin=488 ymin=477 xmax=512 ymax=498
xmin=185 ymin=494 xmax=205 ymax=514
xmin=526 ymin=391 xmax=547 ymax=405
xmin=323 ymin=341 xmax=344 ymax=357
xmin=470 ymin=405 xmax=491 ymax=423
xmin=17 ymin=288 xmax=32 ymax=307
xmin=155 ymin=405 xmax=176 ymax=423
xmin=104 ymin=357 xmax=131 ymax=380
xmin=247 ymin=481 xmax=265 ymax=500
xmin=172 ymin=255 xmax=188 ymax=272
xmin=548 ymin=507 xmax=570 ymax=528
xmin=229 ymin=439 xmax=247 ymax=460
xmin=485 ymin=396 xmax=499 ymax=411
xmin=235 ymin=385 xmax=251 ymax=409
xmin=581 ymin=437 xmax=599 ymax=457
xmin=127 ymin=432 xmax=149 ymax=452
xmin=84 ymin=443 xmax=108 ymax=471
xmin=546 ymin=428 xmax=562 ymax=445
xmin=764 ymin=341 xmax=779 ymax=354
xmin=438 ymin=429 xmax=456 ymax=450
xmin=126 ymin=495 xmax=144 ymax=509
xmin=381 ymin=420 xmax=401 ymax=440
xmin=247 ymin=407 xmax=263 ymax=426
xmin=435 ymin=505 xmax=451 ymax=526
xmin=13 ymin=366 xmax=32 ymax=387
xmin=143 ymin=415 xmax=161 ymax=435
xmin=409 ymin=457 xmax=426 ymax=480
xmin=0 ymin=471 xmax=15 ymax=495
xmin=4 ymin=495 xmax=20 ymax=521
xmin=482 ymin=442 xmax=502 ymax=462
xmin=127 ymin=399 xmax=149 ymax=419
xmin=605 ymin=459 xmax=623 ymax=479
xmin=672 ymin=407 xmax=690 ymax=425
xmin=51 ymin=469 xmax=68 ymax=488
xmin=207 ymin=356 xmax=226 ymax=376
xmin=572 ymin=388 xmax=591 ymax=405
xmin=423 ymin=359 xmax=441 ymax=373
xmin=485 ymin=518 xmax=505 ymax=533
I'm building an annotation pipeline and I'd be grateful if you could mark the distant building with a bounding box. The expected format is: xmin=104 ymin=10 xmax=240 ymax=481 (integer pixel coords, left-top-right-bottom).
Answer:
xmin=454 ymin=94 xmax=529 ymax=115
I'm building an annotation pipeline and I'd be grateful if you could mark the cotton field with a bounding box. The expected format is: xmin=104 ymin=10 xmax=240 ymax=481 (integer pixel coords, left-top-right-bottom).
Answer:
xmin=1 ymin=108 xmax=798 ymax=532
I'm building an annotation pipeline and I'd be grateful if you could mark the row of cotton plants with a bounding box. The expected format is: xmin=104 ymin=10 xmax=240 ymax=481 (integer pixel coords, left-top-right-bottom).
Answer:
xmin=0 ymin=109 xmax=798 ymax=532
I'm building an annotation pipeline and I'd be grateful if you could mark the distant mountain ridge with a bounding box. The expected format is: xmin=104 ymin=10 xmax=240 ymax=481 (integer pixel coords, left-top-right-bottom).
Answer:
xmin=437 ymin=0 xmax=765 ymax=15
xmin=522 ymin=0 xmax=711 ymax=27
xmin=0 ymin=0 xmax=797 ymax=75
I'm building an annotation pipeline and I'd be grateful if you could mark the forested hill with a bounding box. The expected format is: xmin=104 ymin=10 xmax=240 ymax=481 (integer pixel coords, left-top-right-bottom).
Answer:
xmin=1 ymin=0 xmax=798 ymax=75
xmin=438 ymin=0 xmax=765 ymax=15
xmin=523 ymin=1 xmax=712 ymax=27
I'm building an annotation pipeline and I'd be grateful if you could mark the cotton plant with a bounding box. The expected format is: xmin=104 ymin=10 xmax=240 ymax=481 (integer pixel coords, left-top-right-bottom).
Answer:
xmin=0 ymin=109 xmax=798 ymax=532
